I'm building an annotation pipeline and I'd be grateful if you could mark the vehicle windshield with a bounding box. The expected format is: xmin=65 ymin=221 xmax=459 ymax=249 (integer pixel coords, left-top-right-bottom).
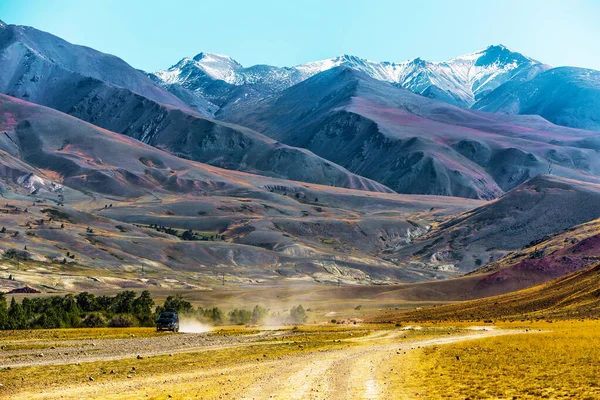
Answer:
xmin=159 ymin=312 xmax=176 ymax=319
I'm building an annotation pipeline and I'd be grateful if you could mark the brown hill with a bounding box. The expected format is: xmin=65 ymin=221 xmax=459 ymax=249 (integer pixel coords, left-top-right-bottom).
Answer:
xmin=372 ymin=263 xmax=600 ymax=322
xmin=0 ymin=95 xmax=484 ymax=289
xmin=393 ymin=175 xmax=600 ymax=272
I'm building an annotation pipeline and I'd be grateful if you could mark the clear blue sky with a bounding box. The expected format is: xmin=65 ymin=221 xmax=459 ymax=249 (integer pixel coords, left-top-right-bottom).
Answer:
xmin=2 ymin=0 xmax=599 ymax=72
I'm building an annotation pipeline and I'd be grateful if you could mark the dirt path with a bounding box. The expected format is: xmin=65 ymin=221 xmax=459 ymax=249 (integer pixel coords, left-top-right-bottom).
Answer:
xmin=6 ymin=328 xmax=528 ymax=399
xmin=240 ymin=329 xmax=526 ymax=400
xmin=0 ymin=331 xmax=282 ymax=368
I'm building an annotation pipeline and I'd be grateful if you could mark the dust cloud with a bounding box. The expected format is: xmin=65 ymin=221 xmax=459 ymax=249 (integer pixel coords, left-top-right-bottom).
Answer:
xmin=179 ymin=317 xmax=212 ymax=333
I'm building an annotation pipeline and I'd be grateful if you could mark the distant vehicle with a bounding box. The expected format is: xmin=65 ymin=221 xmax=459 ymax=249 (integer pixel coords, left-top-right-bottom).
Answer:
xmin=156 ymin=311 xmax=179 ymax=332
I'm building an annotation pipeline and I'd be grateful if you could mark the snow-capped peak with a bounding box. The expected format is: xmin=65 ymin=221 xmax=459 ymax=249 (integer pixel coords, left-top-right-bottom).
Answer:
xmin=153 ymin=46 xmax=550 ymax=108
xmin=192 ymin=52 xmax=242 ymax=67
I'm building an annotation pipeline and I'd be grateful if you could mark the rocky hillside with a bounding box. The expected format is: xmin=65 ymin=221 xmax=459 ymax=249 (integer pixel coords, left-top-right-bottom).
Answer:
xmin=223 ymin=67 xmax=600 ymax=198
xmin=154 ymin=45 xmax=549 ymax=113
xmin=474 ymin=67 xmax=600 ymax=132
xmin=397 ymin=175 xmax=600 ymax=272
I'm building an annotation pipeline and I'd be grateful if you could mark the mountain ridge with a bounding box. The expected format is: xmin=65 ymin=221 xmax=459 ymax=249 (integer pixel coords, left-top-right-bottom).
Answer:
xmin=154 ymin=44 xmax=550 ymax=114
xmin=0 ymin=22 xmax=392 ymax=193
xmin=222 ymin=66 xmax=600 ymax=199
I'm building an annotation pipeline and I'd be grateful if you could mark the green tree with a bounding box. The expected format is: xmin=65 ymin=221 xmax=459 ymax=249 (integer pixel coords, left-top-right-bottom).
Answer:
xmin=112 ymin=291 xmax=136 ymax=314
xmin=159 ymin=294 xmax=193 ymax=314
xmin=229 ymin=309 xmax=252 ymax=325
xmin=132 ymin=290 xmax=155 ymax=326
xmin=208 ymin=307 xmax=224 ymax=325
xmin=35 ymin=307 xmax=62 ymax=329
xmin=96 ymin=295 xmax=114 ymax=311
xmin=7 ymin=297 xmax=28 ymax=329
xmin=75 ymin=292 xmax=98 ymax=312
xmin=0 ymin=293 xmax=8 ymax=329
xmin=251 ymin=305 xmax=268 ymax=325
xmin=181 ymin=230 xmax=195 ymax=240
xmin=290 ymin=305 xmax=308 ymax=324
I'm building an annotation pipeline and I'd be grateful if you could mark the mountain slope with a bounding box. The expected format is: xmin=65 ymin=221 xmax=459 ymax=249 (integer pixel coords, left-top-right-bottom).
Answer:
xmin=0 ymin=93 xmax=486 ymax=286
xmin=0 ymin=24 xmax=390 ymax=193
xmin=383 ymin=263 xmax=600 ymax=321
xmin=0 ymin=93 xmax=248 ymax=198
xmin=222 ymin=67 xmax=600 ymax=199
xmin=398 ymin=175 xmax=600 ymax=272
xmin=154 ymin=45 xmax=549 ymax=113
xmin=0 ymin=20 xmax=188 ymax=109
xmin=473 ymin=67 xmax=600 ymax=132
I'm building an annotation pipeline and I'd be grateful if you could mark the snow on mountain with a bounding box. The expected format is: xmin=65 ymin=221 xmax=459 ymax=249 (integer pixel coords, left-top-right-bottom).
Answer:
xmin=153 ymin=45 xmax=550 ymax=111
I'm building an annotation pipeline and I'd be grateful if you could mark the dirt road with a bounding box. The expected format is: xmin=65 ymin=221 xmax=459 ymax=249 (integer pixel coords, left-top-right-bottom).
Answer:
xmin=0 ymin=330 xmax=282 ymax=368
xmin=239 ymin=329 xmax=525 ymax=400
xmin=6 ymin=327 xmax=527 ymax=399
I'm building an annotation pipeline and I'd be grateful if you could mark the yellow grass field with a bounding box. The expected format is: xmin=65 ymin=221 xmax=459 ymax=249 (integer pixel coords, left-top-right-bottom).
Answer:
xmin=396 ymin=320 xmax=600 ymax=399
xmin=0 ymin=320 xmax=598 ymax=399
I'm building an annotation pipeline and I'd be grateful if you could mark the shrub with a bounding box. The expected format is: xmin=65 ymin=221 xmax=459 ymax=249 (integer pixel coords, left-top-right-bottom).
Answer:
xmin=290 ymin=305 xmax=308 ymax=324
xmin=108 ymin=314 xmax=138 ymax=328
xmin=229 ymin=309 xmax=252 ymax=325
xmin=251 ymin=305 xmax=268 ymax=325
xmin=82 ymin=312 xmax=108 ymax=328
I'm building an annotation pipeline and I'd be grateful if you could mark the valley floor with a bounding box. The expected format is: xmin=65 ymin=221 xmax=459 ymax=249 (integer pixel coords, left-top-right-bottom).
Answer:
xmin=4 ymin=321 xmax=591 ymax=399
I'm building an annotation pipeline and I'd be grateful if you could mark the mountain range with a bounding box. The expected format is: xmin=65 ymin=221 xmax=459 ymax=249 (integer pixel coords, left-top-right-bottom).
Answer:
xmin=223 ymin=66 xmax=600 ymax=198
xmin=1 ymin=19 xmax=600 ymax=295
xmin=0 ymin=20 xmax=391 ymax=193
xmin=152 ymin=45 xmax=600 ymax=136
xmin=153 ymin=45 xmax=550 ymax=114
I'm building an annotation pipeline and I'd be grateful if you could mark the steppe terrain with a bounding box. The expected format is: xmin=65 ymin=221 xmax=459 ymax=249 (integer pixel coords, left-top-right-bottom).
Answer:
xmin=2 ymin=312 xmax=599 ymax=399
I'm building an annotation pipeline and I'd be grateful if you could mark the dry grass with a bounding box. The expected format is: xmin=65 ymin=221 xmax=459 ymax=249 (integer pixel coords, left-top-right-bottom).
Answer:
xmin=0 ymin=324 xmax=463 ymax=399
xmin=372 ymin=264 xmax=600 ymax=323
xmin=0 ymin=328 xmax=361 ymax=398
xmin=396 ymin=320 xmax=600 ymax=399
xmin=0 ymin=327 xmax=161 ymax=343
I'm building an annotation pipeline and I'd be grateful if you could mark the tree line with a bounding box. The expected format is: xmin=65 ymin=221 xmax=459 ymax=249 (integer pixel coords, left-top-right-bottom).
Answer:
xmin=0 ymin=291 xmax=307 ymax=330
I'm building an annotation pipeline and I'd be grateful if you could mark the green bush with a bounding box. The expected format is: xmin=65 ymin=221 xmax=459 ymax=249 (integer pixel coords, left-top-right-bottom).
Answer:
xmin=82 ymin=312 xmax=108 ymax=328
xmin=290 ymin=305 xmax=308 ymax=324
xmin=251 ymin=305 xmax=268 ymax=325
xmin=108 ymin=314 xmax=138 ymax=328
xmin=229 ymin=309 xmax=252 ymax=325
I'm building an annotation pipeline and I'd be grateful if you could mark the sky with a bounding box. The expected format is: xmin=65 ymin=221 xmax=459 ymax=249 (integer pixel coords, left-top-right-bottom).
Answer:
xmin=1 ymin=0 xmax=600 ymax=72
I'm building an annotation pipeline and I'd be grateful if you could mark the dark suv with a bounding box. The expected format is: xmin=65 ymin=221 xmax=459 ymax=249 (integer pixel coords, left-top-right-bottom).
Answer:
xmin=156 ymin=311 xmax=179 ymax=332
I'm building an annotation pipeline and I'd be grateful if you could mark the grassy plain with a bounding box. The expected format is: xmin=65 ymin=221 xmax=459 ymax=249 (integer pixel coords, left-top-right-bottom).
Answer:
xmin=0 ymin=323 xmax=467 ymax=399
xmin=398 ymin=320 xmax=600 ymax=399
xmin=1 ymin=319 xmax=600 ymax=399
